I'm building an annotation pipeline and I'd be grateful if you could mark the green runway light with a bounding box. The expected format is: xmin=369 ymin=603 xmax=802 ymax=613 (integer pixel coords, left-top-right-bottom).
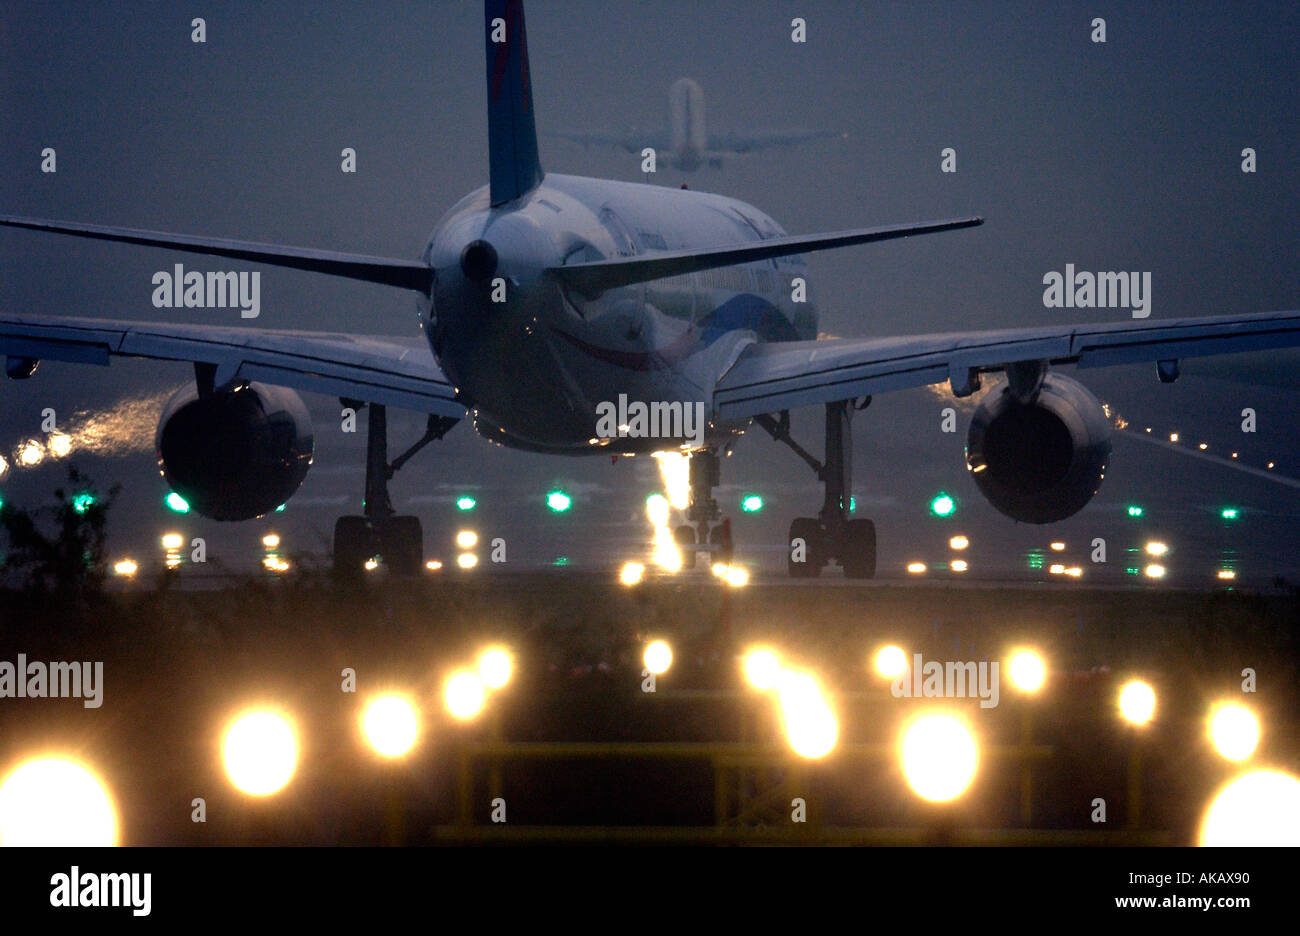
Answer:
xmin=1220 ymin=507 xmax=1240 ymax=520
xmin=546 ymin=490 xmax=572 ymax=512
xmin=275 ymin=504 xmax=286 ymax=513
xmin=1127 ymin=505 xmax=1144 ymax=517
xmin=930 ymin=493 xmax=955 ymax=517
xmin=1125 ymin=567 xmax=1141 ymax=575
xmin=741 ymin=494 xmax=763 ymax=513
xmin=849 ymin=496 xmax=856 ymax=512
xmin=165 ymin=492 xmax=191 ymax=513
xmin=456 ymin=496 xmax=477 ymax=511
xmin=553 ymin=556 xmax=569 ymax=567
xmin=72 ymin=493 xmax=95 ymax=514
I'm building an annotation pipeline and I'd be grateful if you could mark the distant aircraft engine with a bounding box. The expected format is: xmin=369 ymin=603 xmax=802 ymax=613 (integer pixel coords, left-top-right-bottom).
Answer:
xmin=155 ymin=382 xmax=314 ymax=521
xmin=965 ymin=373 xmax=1111 ymax=524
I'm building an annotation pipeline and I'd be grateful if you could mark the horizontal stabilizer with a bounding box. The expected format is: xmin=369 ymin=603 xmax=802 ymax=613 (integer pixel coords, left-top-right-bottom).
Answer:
xmin=550 ymin=216 xmax=982 ymax=294
xmin=0 ymin=214 xmax=433 ymax=292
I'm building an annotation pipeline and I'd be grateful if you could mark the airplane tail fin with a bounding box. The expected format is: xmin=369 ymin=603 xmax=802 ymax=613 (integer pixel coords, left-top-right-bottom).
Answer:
xmin=485 ymin=0 xmax=543 ymax=206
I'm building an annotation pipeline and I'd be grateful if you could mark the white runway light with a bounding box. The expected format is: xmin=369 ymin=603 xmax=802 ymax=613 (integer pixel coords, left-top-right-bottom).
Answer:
xmin=1208 ymin=703 xmax=1259 ymax=762
xmin=0 ymin=757 xmax=119 ymax=846
xmin=644 ymin=639 xmax=673 ymax=675
xmin=1119 ymin=680 xmax=1156 ymax=726
xmin=362 ymin=694 xmax=420 ymax=759
xmin=222 ymin=709 xmax=299 ymax=796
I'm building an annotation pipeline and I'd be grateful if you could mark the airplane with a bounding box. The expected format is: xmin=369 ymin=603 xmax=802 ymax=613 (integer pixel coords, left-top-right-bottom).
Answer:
xmin=2 ymin=0 xmax=1298 ymax=580
xmin=547 ymin=76 xmax=845 ymax=172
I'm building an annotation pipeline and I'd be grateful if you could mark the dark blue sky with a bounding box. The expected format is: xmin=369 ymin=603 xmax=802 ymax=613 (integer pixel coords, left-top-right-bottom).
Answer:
xmin=1 ymin=1 xmax=1297 ymax=582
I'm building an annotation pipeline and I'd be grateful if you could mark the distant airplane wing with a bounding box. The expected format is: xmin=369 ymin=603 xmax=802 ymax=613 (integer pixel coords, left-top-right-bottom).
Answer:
xmin=544 ymin=130 xmax=670 ymax=154
xmin=0 ymin=313 xmax=464 ymax=416
xmin=707 ymin=129 xmax=846 ymax=154
xmin=712 ymin=310 xmax=1300 ymax=421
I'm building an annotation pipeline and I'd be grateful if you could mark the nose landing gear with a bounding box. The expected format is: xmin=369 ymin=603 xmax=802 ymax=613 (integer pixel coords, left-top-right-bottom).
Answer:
xmin=333 ymin=402 xmax=459 ymax=581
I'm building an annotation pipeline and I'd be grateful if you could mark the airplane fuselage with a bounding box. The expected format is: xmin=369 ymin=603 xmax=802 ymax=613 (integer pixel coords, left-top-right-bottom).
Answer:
xmin=420 ymin=173 xmax=817 ymax=454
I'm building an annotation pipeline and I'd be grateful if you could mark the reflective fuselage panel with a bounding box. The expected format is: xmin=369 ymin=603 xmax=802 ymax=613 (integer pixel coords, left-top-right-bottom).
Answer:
xmin=420 ymin=173 xmax=817 ymax=454
xmin=668 ymin=78 xmax=707 ymax=171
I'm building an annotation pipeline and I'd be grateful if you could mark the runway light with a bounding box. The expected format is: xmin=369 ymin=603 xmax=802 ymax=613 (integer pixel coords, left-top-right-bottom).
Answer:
xmin=1065 ymin=566 xmax=1083 ymax=578
xmin=874 ymin=645 xmax=907 ymax=679
xmin=1199 ymin=770 xmax=1300 ymax=846
xmin=1198 ymin=442 xmax=1208 ymax=451
xmin=18 ymin=440 xmax=43 ymax=467
xmin=456 ymin=530 xmax=478 ymax=549
xmin=1119 ymin=680 xmax=1156 ymax=726
xmin=261 ymin=533 xmax=280 ymax=549
xmin=777 ymin=670 xmax=838 ymax=759
xmin=950 ymin=559 xmax=968 ymax=572
xmin=948 ymin=535 xmax=969 ymax=550
xmin=165 ymin=491 xmax=190 ymax=513
xmin=262 ymin=557 xmax=290 ymax=573
xmin=741 ymin=494 xmax=764 ymax=513
xmin=222 ymin=709 xmax=298 ymax=796
xmin=112 ymin=558 xmax=138 ymax=577
xmin=0 ymin=454 xmax=7 ymax=477
xmin=1048 ymin=563 xmax=1065 ymax=575
xmin=1049 ymin=541 xmax=1066 ymax=552
xmin=1007 ymin=649 xmax=1046 ymax=693
xmin=456 ymin=553 xmax=477 ymax=569
xmin=1216 ymin=569 xmax=1236 ymax=581
xmin=906 ymin=562 xmax=927 ymax=574
xmin=161 ymin=532 xmax=184 ymax=550
xmin=929 ymin=493 xmax=955 ymax=517
xmin=456 ymin=495 xmax=476 ymax=511
xmin=546 ymin=490 xmax=572 ymax=512
xmin=1220 ymin=507 xmax=1239 ymax=520
xmin=48 ymin=433 xmax=72 ymax=457
xmin=361 ymin=694 xmax=419 ymax=759
xmin=1170 ymin=432 xmax=1179 ymax=442
xmin=724 ymin=565 xmax=749 ymax=587
xmin=644 ymin=639 xmax=673 ymax=675
xmin=1208 ymin=703 xmax=1259 ymax=762
xmin=743 ymin=648 xmax=781 ymax=690
xmin=1126 ymin=505 xmax=1144 ymax=517
xmin=444 ymin=670 xmax=486 ymax=720
xmin=1145 ymin=564 xmax=1166 ymax=579
xmin=1145 ymin=541 xmax=1168 ymax=556
xmin=645 ymin=493 xmax=670 ymax=526
xmin=478 ymin=647 xmax=513 ymax=690
xmin=426 ymin=559 xmax=442 ymax=571
xmin=71 ymin=493 xmax=95 ymax=514
xmin=620 ymin=561 xmax=645 ymax=586
xmin=0 ymin=757 xmax=119 ymax=846
xmin=900 ymin=713 xmax=979 ymax=803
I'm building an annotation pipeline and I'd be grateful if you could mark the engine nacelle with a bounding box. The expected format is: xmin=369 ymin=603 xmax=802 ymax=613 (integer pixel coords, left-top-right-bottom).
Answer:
xmin=966 ymin=373 xmax=1111 ymax=524
xmin=156 ymin=382 xmax=314 ymax=521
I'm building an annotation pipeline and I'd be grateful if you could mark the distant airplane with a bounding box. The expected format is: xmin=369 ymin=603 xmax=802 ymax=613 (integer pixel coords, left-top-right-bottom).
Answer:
xmin=549 ymin=77 xmax=846 ymax=171
xmin=2 ymin=0 xmax=1298 ymax=580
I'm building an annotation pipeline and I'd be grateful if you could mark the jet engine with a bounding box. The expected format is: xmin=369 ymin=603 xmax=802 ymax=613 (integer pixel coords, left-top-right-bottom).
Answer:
xmin=965 ymin=373 xmax=1111 ymax=524
xmin=155 ymin=382 xmax=314 ymax=521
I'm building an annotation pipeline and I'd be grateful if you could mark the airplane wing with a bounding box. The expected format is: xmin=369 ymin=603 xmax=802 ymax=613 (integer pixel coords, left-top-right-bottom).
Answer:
xmin=0 ymin=313 xmax=465 ymax=417
xmin=712 ymin=310 xmax=1300 ymax=421
xmin=707 ymin=129 xmax=846 ymax=155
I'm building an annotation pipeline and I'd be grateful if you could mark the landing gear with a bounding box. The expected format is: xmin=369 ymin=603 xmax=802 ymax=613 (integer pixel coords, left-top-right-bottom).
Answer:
xmin=332 ymin=403 xmax=458 ymax=580
xmin=758 ymin=400 xmax=877 ymax=579
xmin=676 ymin=448 xmax=728 ymax=569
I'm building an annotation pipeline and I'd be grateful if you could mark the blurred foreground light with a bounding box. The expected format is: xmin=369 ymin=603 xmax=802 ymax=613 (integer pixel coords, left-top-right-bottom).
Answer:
xmin=1208 ymin=703 xmax=1260 ymax=762
xmin=777 ymin=671 xmax=838 ymax=759
xmin=948 ymin=535 xmax=969 ymax=550
xmin=900 ymin=713 xmax=978 ymax=803
xmin=478 ymin=647 xmax=512 ymax=690
xmin=456 ymin=530 xmax=478 ymax=549
xmin=950 ymin=559 xmax=968 ymax=573
xmin=48 ymin=434 xmax=72 ymax=458
xmin=1144 ymin=564 xmax=1166 ymax=579
xmin=456 ymin=553 xmax=477 ymax=569
xmin=620 ymin=561 xmax=645 ymax=586
xmin=644 ymin=640 xmax=673 ymax=675
xmin=1199 ymin=770 xmax=1300 ymax=846
xmin=161 ymin=532 xmax=184 ymax=550
xmin=425 ymin=559 xmax=442 ymax=571
xmin=18 ymin=440 xmax=43 ymax=467
xmin=0 ymin=757 xmax=119 ymax=846
xmin=112 ymin=558 xmax=138 ymax=577
xmin=743 ymin=648 xmax=781 ymax=690
xmin=222 ymin=709 xmax=298 ymax=796
xmin=261 ymin=533 xmax=281 ymax=549
xmin=875 ymin=645 xmax=907 ymax=679
xmin=906 ymin=562 xmax=926 ymax=574
xmin=1145 ymin=541 xmax=1168 ymax=557
xmin=165 ymin=491 xmax=191 ymax=513
xmin=362 ymin=694 xmax=420 ymax=759
xmin=444 ymin=670 xmax=486 ymax=720
xmin=1119 ymin=680 xmax=1156 ymax=726
xmin=1007 ymin=649 xmax=1046 ymax=694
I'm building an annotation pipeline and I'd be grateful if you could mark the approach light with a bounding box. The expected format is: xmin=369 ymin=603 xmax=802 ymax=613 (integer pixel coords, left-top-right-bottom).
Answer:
xmin=741 ymin=494 xmax=763 ymax=513
xmin=1208 ymin=703 xmax=1259 ymax=762
xmin=1119 ymin=680 xmax=1156 ymax=726
xmin=906 ymin=562 xmax=927 ymax=574
xmin=456 ymin=530 xmax=478 ymax=549
xmin=456 ymin=496 xmax=477 ymax=511
xmin=1007 ymin=649 xmax=1046 ymax=693
xmin=1216 ymin=569 xmax=1236 ymax=581
xmin=546 ymin=490 xmax=572 ymax=512
xmin=0 ymin=757 xmax=119 ymax=846
xmin=161 ymin=532 xmax=184 ymax=550
xmin=1199 ymin=770 xmax=1300 ymax=846
xmin=644 ymin=640 xmax=672 ymax=675
xmin=1145 ymin=541 xmax=1168 ymax=557
xmin=112 ymin=558 xmax=138 ymax=577
xmin=900 ymin=713 xmax=978 ymax=803
xmin=261 ymin=533 xmax=280 ymax=549
xmin=949 ymin=535 xmax=969 ymax=550
xmin=444 ymin=670 xmax=486 ymax=720
xmin=1144 ymin=564 xmax=1166 ymax=579
xmin=426 ymin=560 xmax=443 ymax=571
xmin=478 ymin=647 xmax=513 ymax=690
xmin=457 ymin=553 xmax=477 ymax=569
xmin=929 ymin=493 xmax=955 ymax=517
xmin=221 ymin=709 xmax=298 ymax=796
xmin=165 ymin=491 xmax=191 ymax=513
xmin=362 ymin=694 xmax=420 ymax=759
xmin=874 ymin=645 xmax=907 ymax=679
